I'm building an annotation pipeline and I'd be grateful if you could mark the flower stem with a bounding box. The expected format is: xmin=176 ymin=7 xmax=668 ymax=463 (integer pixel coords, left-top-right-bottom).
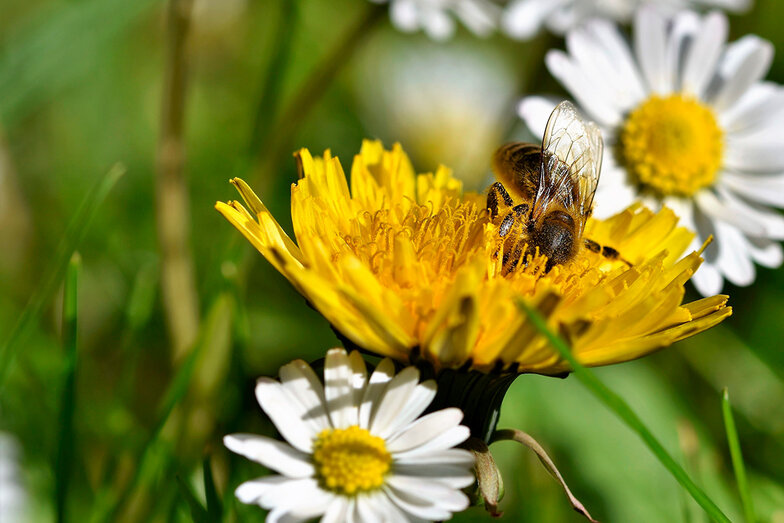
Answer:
xmin=156 ymin=0 xmax=200 ymax=360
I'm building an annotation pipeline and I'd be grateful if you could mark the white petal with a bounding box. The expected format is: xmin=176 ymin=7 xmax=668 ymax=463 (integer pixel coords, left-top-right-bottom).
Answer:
xmin=392 ymin=463 xmax=476 ymax=489
xmin=518 ymin=96 xmax=558 ymax=139
xmin=321 ymin=496 xmax=351 ymax=523
xmin=720 ymin=82 xmax=784 ymax=133
xmin=279 ymin=360 xmax=330 ymax=434
xmin=694 ymin=206 xmax=720 ymax=264
xmin=369 ymin=366 xmax=420 ymax=438
xmin=724 ymin=139 xmax=784 ymax=173
xmin=664 ymin=10 xmax=701 ymax=93
xmin=695 ymin=190 xmax=766 ymax=237
xmin=360 ymin=491 xmax=410 ymax=523
xmin=358 ymin=358 xmax=395 ymax=430
xmin=711 ymin=35 xmax=774 ymax=112
xmin=223 ymin=434 xmax=314 ymax=477
xmin=324 ymin=349 xmax=366 ymax=428
xmin=266 ymin=484 xmax=336 ymax=523
xmin=681 ymin=11 xmax=727 ymax=98
xmin=389 ymin=0 xmax=419 ymax=32
xmin=566 ymin=24 xmax=639 ymax=112
xmin=582 ymin=18 xmax=646 ymax=106
xmin=386 ymin=408 xmax=464 ymax=453
xmin=395 ymin=448 xmax=476 ymax=467
xmin=391 ymin=424 xmax=471 ymax=460
xmin=692 ymin=260 xmax=724 ymax=296
xmin=256 ymin=378 xmax=317 ymax=453
xmin=715 ymin=184 xmax=784 ymax=239
xmin=378 ymin=380 xmax=436 ymax=437
xmin=422 ymin=8 xmax=456 ymax=41
xmin=721 ymin=171 xmax=784 ymax=207
xmin=746 ymin=236 xmax=784 ymax=267
xmin=715 ymin=220 xmax=756 ymax=286
xmin=634 ymin=6 xmax=669 ymax=94
xmin=593 ymin=163 xmax=638 ymax=219
xmin=453 ymin=0 xmax=498 ymax=37
xmin=545 ymin=50 xmax=622 ymax=126
xmin=234 ymin=476 xmax=290 ymax=506
xmin=502 ymin=0 xmax=554 ymax=40
xmin=385 ymin=475 xmax=469 ymax=518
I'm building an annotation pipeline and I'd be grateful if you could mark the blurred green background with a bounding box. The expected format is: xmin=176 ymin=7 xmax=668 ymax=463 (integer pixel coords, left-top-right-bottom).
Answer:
xmin=0 ymin=0 xmax=783 ymax=521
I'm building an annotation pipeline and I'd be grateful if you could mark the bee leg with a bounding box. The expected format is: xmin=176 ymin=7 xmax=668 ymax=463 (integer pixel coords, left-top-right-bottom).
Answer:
xmin=584 ymin=239 xmax=633 ymax=267
xmin=583 ymin=239 xmax=601 ymax=253
xmin=487 ymin=182 xmax=514 ymax=219
xmin=498 ymin=204 xmax=529 ymax=237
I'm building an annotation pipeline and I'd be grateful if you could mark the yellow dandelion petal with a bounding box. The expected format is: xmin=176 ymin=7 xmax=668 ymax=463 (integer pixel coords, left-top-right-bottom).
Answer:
xmin=215 ymin=141 xmax=731 ymax=378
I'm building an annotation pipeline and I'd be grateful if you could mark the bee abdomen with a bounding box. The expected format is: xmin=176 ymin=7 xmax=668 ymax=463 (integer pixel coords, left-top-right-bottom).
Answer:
xmin=492 ymin=142 xmax=541 ymax=200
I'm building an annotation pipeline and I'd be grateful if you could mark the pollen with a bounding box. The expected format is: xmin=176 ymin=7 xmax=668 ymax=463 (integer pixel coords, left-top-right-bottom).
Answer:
xmin=621 ymin=94 xmax=723 ymax=197
xmin=312 ymin=426 xmax=392 ymax=495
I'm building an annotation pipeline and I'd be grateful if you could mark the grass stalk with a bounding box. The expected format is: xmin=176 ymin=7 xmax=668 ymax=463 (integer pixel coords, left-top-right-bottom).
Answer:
xmin=55 ymin=253 xmax=81 ymax=523
xmin=722 ymin=388 xmax=756 ymax=523
xmin=0 ymin=164 xmax=124 ymax=391
xmin=156 ymin=0 xmax=200 ymax=361
xmin=517 ymin=299 xmax=732 ymax=523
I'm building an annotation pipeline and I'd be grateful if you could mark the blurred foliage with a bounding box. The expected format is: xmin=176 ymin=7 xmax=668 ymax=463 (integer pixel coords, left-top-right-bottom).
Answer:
xmin=0 ymin=0 xmax=783 ymax=521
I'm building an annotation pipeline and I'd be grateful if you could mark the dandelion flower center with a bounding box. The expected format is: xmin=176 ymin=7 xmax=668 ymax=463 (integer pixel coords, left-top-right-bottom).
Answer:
xmin=312 ymin=426 xmax=392 ymax=495
xmin=621 ymin=94 xmax=723 ymax=197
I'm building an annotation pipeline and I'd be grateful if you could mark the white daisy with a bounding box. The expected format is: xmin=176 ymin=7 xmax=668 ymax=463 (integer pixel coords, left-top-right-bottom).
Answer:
xmin=224 ymin=348 xmax=475 ymax=522
xmin=371 ymin=0 xmax=500 ymax=41
xmin=503 ymin=0 xmax=751 ymax=40
xmin=519 ymin=7 xmax=784 ymax=295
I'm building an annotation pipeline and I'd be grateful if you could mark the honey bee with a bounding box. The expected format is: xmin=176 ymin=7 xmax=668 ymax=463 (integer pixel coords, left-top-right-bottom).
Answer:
xmin=487 ymin=101 xmax=623 ymax=271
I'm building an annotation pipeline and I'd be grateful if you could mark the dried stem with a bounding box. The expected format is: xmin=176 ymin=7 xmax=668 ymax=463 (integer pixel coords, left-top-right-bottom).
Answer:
xmin=156 ymin=0 xmax=199 ymax=360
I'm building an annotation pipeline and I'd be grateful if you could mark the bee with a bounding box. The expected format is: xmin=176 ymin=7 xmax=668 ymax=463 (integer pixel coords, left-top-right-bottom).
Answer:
xmin=487 ymin=100 xmax=624 ymax=271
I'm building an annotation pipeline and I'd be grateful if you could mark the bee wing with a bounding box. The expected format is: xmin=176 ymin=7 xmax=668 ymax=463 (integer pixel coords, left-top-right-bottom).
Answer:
xmin=533 ymin=101 xmax=603 ymax=235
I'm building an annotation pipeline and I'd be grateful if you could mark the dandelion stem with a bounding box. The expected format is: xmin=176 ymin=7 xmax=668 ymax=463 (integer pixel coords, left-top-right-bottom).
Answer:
xmin=156 ymin=0 xmax=200 ymax=360
xmin=517 ymin=299 xmax=732 ymax=523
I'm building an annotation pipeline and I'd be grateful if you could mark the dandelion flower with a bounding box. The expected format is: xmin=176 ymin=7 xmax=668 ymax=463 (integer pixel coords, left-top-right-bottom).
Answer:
xmin=520 ymin=7 xmax=784 ymax=295
xmin=224 ymin=348 xmax=474 ymax=522
xmin=503 ymin=0 xmax=750 ymax=40
xmin=371 ymin=0 xmax=499 ymax=41
xmin=217 ymin=138 xmax=729 ymax=378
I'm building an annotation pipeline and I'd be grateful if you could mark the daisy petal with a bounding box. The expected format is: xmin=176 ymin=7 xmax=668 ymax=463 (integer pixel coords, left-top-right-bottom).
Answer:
xmin=746 ymin=236 xmax=784 ymax=267
xmin=279 ymin=360 xmax=330 ymax=434
xmin=385 ymin=475 xmax=470 ymax=517
xmin=721 ymin=172 xmax=784 ymax=207
xmin=378 ymin=380 xmax=437 ymax=437
xmin=369 ymin=366 xmax=421 ymax=438
xmin=711 ymin=35 xmax=774 ymax=112
xmin=223 ymin=434 xmax=314 ymax=477
xmin=324 ymin=349 xmax=366 ymax=428
xmin=386 ymin=408 xmax=465 ymax=453
xmin=359 ymin=358 xmax=395 ymax=430
xmin=234 ymin=476 xmax=290 ymax=506
xmin=321 ymin=496 xmax=351 ymax=523
xmin=634 ymin=6 xmax=669 ymax=94
xmin=255 ymin=378 xmax=317 ymax=452
xmin=392 ymin=424 xmax=471 ymax=459
xmin=518 ymin=96 xmax=558 ymax=139
xmin=692 ymin=261 xmax=724 ymax=296
xmin=682 ymin=11 xmax=727 ymax=97
xmin=545 ymin=51 xmax=622 ymax=126
xmin=716 ymin=220 xmax=755 ymax=286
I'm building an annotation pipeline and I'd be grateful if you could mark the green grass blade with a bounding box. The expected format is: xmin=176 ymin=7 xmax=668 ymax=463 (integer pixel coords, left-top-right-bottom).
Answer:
xmin=517 ymin=300 xmax=731 ymax=523
xmin=722 ymin=388 xmax=756 ymax=523
xmin=176 ymin=475 xmax=209 ymax=523
xmin=55 ymin=253 xmax=81 ymax=523
xmin=0 ymin=164 xmax=125 ymax=391
xmin=203 ymin=456 xmax=222 ymax=521
xmin=98 ymin=293 xmax=233 ymax=522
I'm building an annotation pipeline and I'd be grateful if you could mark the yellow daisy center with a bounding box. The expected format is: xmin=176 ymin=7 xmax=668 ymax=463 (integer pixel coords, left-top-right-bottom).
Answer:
xmin=621 ymin=94 xmax=723 ymax=197
xmin=312 ymin=426 xmax=392 ymax=495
